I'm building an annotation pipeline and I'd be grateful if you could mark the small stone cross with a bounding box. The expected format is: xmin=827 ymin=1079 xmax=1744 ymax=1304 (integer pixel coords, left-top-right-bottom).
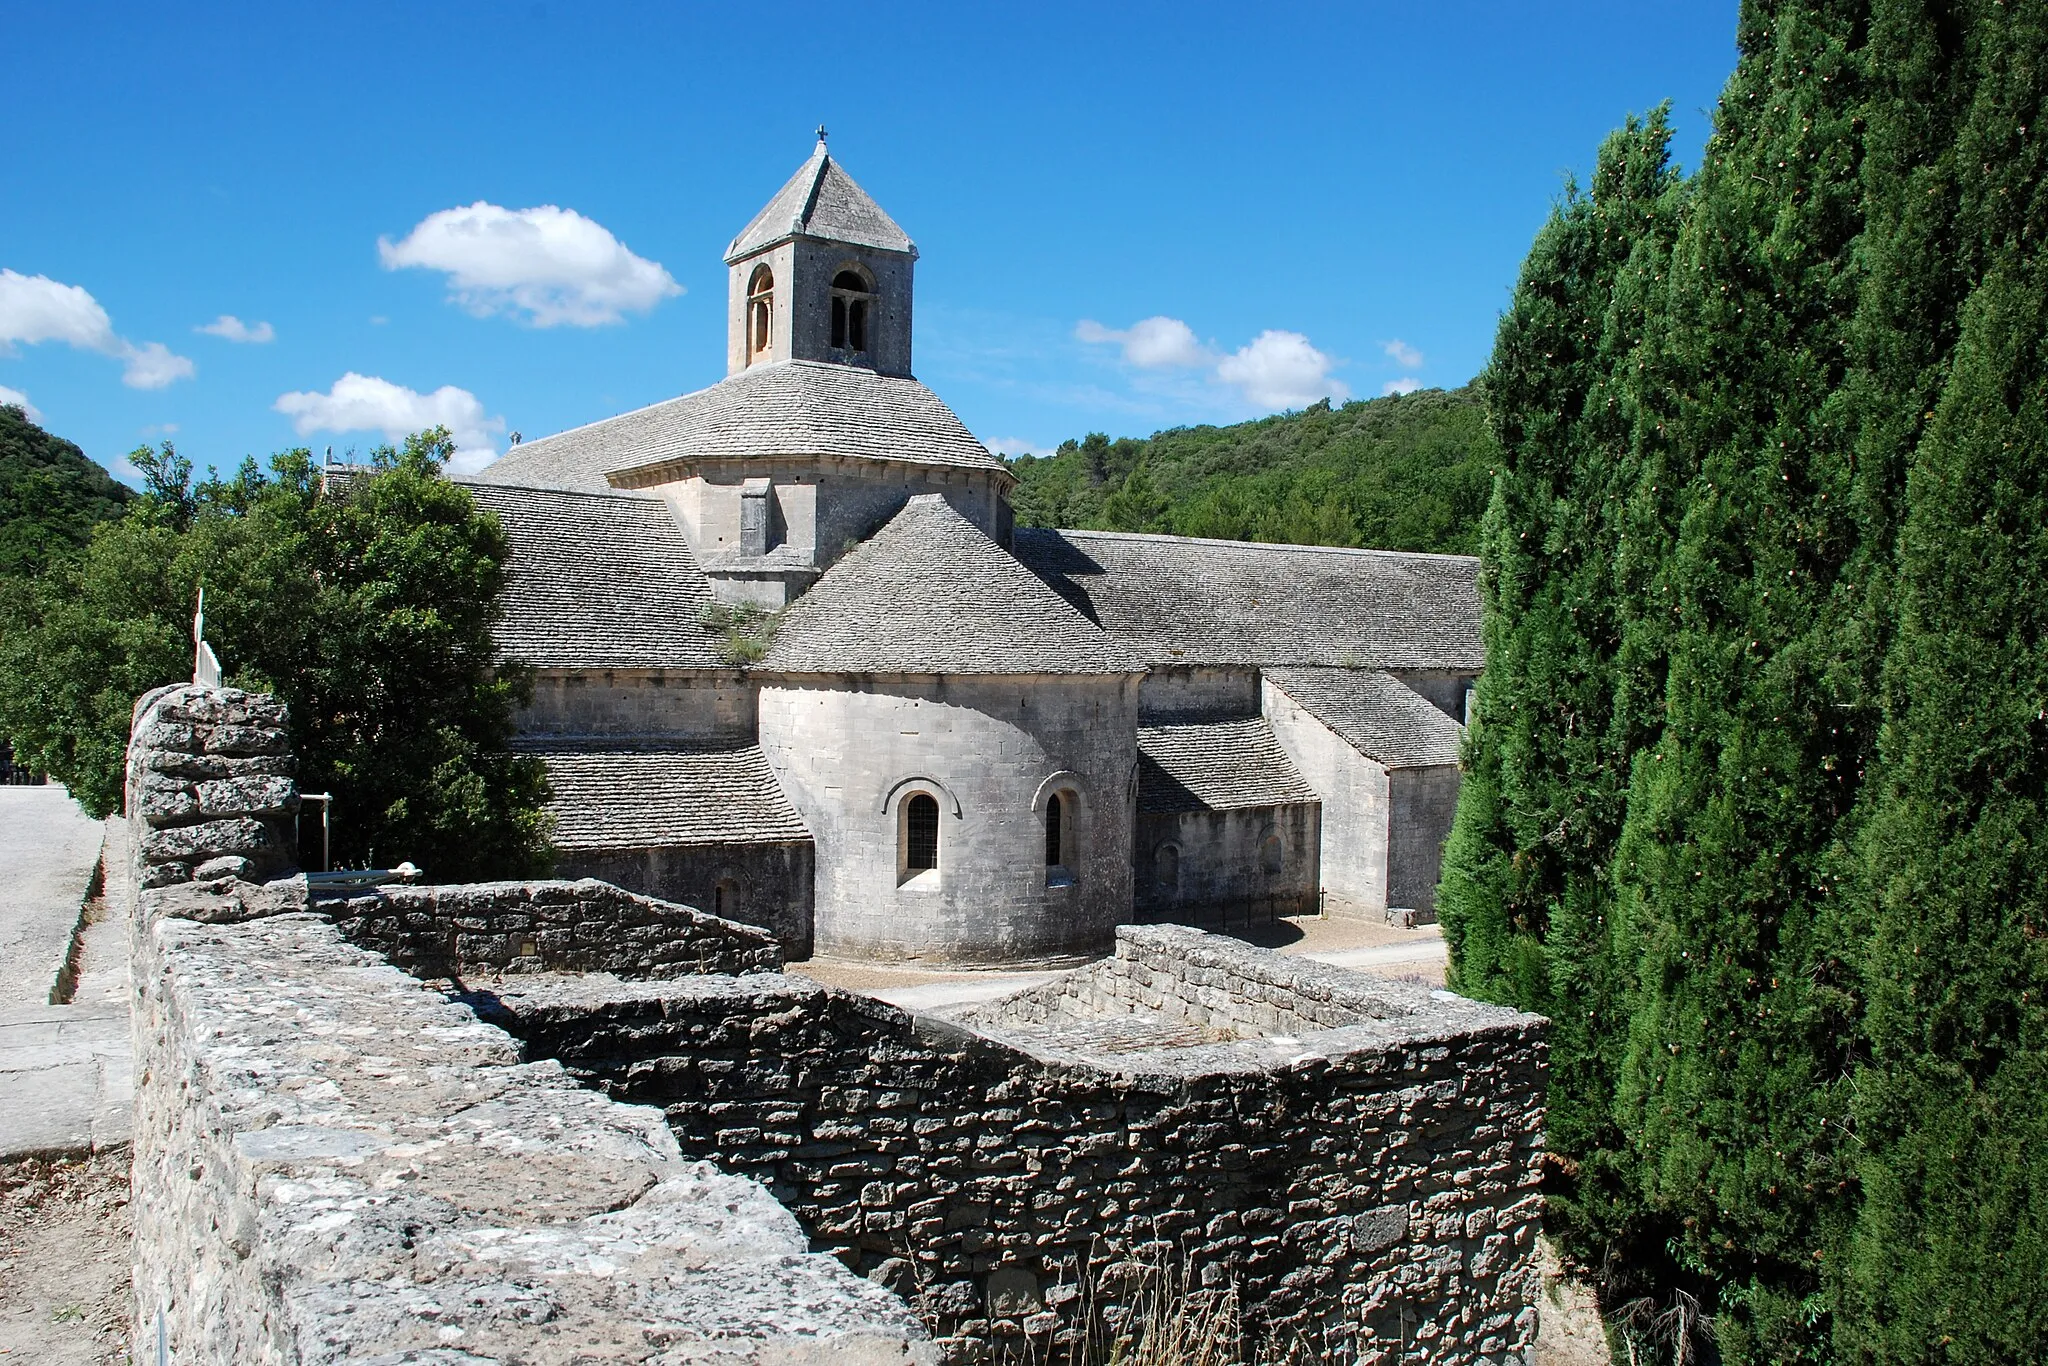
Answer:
xmin=816 ymin=124 xmax=828 ymax=144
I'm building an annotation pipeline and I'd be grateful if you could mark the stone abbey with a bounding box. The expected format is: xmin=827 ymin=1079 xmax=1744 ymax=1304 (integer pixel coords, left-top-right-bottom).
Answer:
xmin=469 ymin=137 xmax=1483 ymax=964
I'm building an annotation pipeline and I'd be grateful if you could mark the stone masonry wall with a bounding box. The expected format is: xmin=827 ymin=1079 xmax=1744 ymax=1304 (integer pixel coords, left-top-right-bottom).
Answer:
xmin=322 ymin=876 xmax=784 ymax=981
xmin=487 ymin=930 xmax=1547 ymax=1366
xmin=126 ymin=683 xmax=298 ymax=888
xmin=125 ymin=684 xmax=928 ymax=1363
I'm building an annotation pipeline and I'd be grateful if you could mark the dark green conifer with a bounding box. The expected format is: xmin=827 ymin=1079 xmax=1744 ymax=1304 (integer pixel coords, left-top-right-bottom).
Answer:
xmin=1842 ymin=2 xmax=2048 ymax=1354
xmin=1437 ymin=109 xmax=1687 ymax=1271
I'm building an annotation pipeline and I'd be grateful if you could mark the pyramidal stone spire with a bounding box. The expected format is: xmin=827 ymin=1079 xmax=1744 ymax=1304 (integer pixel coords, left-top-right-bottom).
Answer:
xmin=724 ymin=137 xmax=918 ymax=377
xmin=725 ymin=139 xmax=916 ymax=261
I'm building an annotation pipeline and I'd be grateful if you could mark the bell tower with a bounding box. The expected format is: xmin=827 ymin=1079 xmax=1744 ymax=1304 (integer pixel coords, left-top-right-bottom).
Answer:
xmin=724 ymin=131 xmax=918 ymax=378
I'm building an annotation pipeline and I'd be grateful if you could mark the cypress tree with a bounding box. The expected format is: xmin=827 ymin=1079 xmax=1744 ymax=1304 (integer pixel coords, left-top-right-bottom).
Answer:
xmin=1604 ymin=5 xmax=1875 ymax=1356
xmin=1437 ymin=110 xmax=1685 ymax=1263
xmin=1843 ymin=2 xmax=2048 ymax=1354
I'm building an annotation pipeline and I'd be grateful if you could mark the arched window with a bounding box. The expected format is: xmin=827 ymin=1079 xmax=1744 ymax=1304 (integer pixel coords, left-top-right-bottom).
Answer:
xmin=1044 ymin=791 xmax=1078 ymax=884
xmin=904 ymin=793 xmax=939 ymax=874
xmin=830 ymin=268 xmax=873 ymax=353
xmin=747 ymin=265 xmax=774 ymax=361
xmin=713 ymin=877 xmax=741 ymax=919
xmin=1260 ymin=833 xmax=1285 ymax=875
xmin=1154 ymin=843 xmax=1180 ymax=893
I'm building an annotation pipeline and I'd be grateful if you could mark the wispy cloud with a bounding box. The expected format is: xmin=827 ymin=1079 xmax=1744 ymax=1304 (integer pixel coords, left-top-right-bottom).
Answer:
xmin=0 ymin=269 xmax=195 ymax=388
xmin=0 ymin=384 xmax=41 ymax=422
xmin=379 ymin=202 xmax=682 ymax=327
xmin=1382 ymin=377 xmax=1422 ymax=396
xmin=1383 ymin=339 xmax=1423 ymax=369
xmin=196 ymin=314 xmax=276 ymax=344
xmin=274 ymin=372 xmax=504 ymax=474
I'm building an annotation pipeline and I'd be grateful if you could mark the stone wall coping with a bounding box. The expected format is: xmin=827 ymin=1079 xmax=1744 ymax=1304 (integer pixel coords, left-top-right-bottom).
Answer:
xmin=481 ymin=945 xmax=1546 ymax=1086
xmin=134 ymin=907 xmax=927 ymax=1360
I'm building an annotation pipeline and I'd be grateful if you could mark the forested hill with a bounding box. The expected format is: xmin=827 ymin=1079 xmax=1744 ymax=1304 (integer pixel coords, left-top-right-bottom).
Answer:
xmin=0 ymin=404 xmax=129 ymax=577
xmin=1006 ymin=384 xmax=1498 ymax=556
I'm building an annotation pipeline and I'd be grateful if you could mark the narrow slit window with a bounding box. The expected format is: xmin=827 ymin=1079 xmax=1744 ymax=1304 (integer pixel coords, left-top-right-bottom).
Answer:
xmin=1045 ymin=794 xmax=1063 ymax=867
xmin=905 ymin=793 xmax=939 ymax=872
xmin=747 ymin=265 xmax=774 ymax=360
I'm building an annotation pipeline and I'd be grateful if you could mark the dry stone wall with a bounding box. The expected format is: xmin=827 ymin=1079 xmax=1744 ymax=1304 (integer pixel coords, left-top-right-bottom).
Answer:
xmin=486 ymin=928 xmax=1547 ymax=1366
xmin=125 ymin=683 xmax=925 ymax=1363
xmin=322 ymin=877 xmax=783 ymax=980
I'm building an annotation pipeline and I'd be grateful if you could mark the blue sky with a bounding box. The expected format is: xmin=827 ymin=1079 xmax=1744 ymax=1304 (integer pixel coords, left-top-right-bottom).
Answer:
xmin=3 ymin=1 xmax=1739 ymax=482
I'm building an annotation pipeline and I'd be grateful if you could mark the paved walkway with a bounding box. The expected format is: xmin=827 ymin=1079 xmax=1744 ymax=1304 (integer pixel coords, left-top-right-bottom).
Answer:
xmin=0 ymin=797 xmax=130 ymax=1160
xmin=0 ymin=787 xmax=104 ymax=1007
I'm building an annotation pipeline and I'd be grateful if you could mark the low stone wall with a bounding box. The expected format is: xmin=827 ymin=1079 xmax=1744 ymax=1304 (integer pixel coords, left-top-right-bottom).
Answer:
xmin=557 ymin=839 xmax=816 ymax=958
xmin=125 ymin=684 xmax=297 ymax=888
xmin=979 ymin=922 xmax=1404 ymax=1036
xmin=322 ymin=877 xmax=784 ymax=980
xmin=487 ymin=930 xmax=1547 ymax=1365
xmin=130 ymin=879 xmax=926 ymax=1363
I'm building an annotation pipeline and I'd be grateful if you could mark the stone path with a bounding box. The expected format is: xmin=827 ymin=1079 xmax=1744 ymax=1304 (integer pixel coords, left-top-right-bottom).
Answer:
xmin=0 ymin=797 xmax=130 ymax=1161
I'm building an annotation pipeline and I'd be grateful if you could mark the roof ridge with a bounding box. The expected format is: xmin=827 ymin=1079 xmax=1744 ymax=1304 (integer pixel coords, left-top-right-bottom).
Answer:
xmin=1039 ymin=527 xmax=1480 ymax=566
xmin=458 ymin=478 xmax=663 ymax=503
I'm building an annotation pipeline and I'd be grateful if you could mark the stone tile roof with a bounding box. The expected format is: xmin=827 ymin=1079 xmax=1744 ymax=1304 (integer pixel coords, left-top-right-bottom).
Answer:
xmin=525 ymin=742 xmax=812 ymax=850
xmin=726 ymin=142 xmax=916 ymax=260
xmin=1013 ymin=529 xmax=1483 ymax=671
xmin=1265 ymin=668 xmax=1466 ymax=769
xmin=471 ymin=361 xmax=1008 ymax=493
xmin=763 ymin=495 xmax=1142 ymax=676
xmin=461 ymin=483 xmax=721 ymax=670
xmin=1137 ymin=718 xmax=1319 ymax=813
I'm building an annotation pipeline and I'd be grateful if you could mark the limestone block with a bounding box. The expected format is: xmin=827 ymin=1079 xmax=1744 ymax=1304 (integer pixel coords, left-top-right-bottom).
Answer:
xmin=140 ymin=816 xmax=271 ymax=863
xmin=196 ymin=774 xmax=296 ymax=818
xmin=203 ymin=723 xmax=289 ymax=756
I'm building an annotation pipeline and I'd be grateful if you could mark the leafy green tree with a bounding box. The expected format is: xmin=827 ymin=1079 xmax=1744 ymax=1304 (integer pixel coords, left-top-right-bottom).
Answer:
xmin=0 ymin=428 xmax=551 ymax=880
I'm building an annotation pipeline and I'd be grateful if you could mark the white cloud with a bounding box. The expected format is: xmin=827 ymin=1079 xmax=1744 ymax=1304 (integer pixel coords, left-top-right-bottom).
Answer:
xmin=0 ymin=384 xmax=42 ymax=422
xmin=379 ymin=202 xmax=682 ymax=327
xmin=0 ymin=269 xmax=195 ymax=389
xmin=196 ymin=314 xmax=276 ymax=344
xmin=122 ymin=341 xmax=196 ymax=389
xmin=1217 ymin=331 xmax=1349 ymax=410
xmin=274 ymin=372 xmax=504 ymax=474
xmin=1383 ymin=339 xmax=1423 ymax=369
xmin=982 ymin=435 xmax=1056 ymax=459
xmin=1382 ymin=377 xmax=1422 ymax=396
xmin=1075 ymin=315 xmax=1210 ymax=369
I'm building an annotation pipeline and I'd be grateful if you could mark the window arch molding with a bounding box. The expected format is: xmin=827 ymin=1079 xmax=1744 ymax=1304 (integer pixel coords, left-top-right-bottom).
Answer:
xmin=1031 ymin=771 xmax=1086 ymax=813
xmin=879 ymin=774 xmax=961 ymax=819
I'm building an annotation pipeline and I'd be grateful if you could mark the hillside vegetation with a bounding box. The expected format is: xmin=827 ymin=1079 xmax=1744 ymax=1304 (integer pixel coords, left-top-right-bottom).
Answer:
xmin=1441 ymin=4 xmax=2048 ymax=1360
xmin=1008 ymin=386 xmax=1497 ymax=555
xmin=0 ymin=403 xmax=129 ymax=578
